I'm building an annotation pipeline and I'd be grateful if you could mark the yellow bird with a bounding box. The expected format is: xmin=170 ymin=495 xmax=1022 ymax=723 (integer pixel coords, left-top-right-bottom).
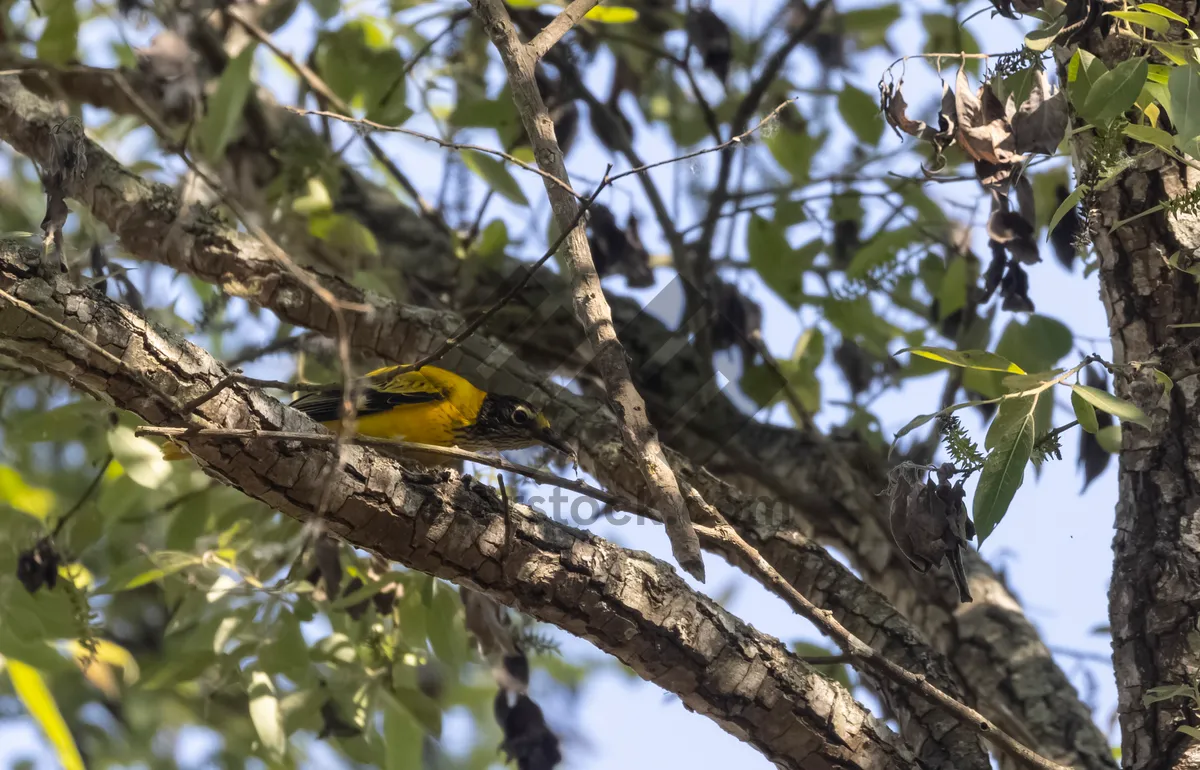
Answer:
xmin=164 ymin=365 xmax=573 ymax=461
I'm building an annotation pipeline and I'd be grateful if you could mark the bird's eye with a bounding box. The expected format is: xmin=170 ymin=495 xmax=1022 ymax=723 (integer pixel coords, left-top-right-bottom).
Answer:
xmin=513 ymin=406 xmax=531 ymax=425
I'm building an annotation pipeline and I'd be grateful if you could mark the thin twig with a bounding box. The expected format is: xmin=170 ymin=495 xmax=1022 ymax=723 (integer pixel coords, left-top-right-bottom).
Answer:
xmin=133 ymin=426 xmax=657 ymax=519
xmin=285 ymin=107 xmax=584 ymax=200
xmin=471 ymin=0 xmax=705 ymax=581
xmin=378 ymin=8 xmax=471 ymax=107
xmin=225 ymin=332 xmax=316 ymax=368
xmin=696 ymin=0 xmax=832 ymax=271
xmin=404 ymin=168 xmax=612 ymax=372
xmin=52 ymin=454 xmax=113 ymax=536
xmin=687 ymin=499 xmax=1072 ymax=770
xmin=529 ymin=0 xmax=602 ymax=60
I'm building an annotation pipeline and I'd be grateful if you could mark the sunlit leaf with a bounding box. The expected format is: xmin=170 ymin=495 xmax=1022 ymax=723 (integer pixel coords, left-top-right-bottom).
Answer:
xmin=7 ymin=658 xmax=84 ymax=770
xmin=1082 ymin=56 xmax=1148 ymax=124
xmin=1169 ymin=63 xmax=1200 ymax=157
xmin=1140 ymin=3 xmax=1189 ymax=23
xmin=36 ymin=0 xmax=78 ymax=66
xmin=584 ymin=6 xmax=638 ymax=23
xmin=898 ymin=347 xmax=1025 ymax=374
xmin=0 ymin=465 xmax=55 ymax=519
xmin=108 ymin=426 xmax=172 ymax=489
xmin=249 ymin=670 xmax=287 ymax=760
xmin=1107 ymin=10 xmax=1170 ymax=34
xmin=1097 ymin=424 xmax=1123 ymax=453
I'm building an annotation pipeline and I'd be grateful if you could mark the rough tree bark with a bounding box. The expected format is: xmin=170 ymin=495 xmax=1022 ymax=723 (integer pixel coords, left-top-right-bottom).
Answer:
xmin=0 ymin=242 xmax=918 ymax=770
xmin=0 ymin=67 xmax=1118 ymax=767
xmin=1073 ymin=3 xmax=1200 ymax=766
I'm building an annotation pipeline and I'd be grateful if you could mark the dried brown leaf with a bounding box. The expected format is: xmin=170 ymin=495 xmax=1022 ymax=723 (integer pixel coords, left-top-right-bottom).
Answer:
xmin=1013 ymin=70 xmax=1069 ymax=155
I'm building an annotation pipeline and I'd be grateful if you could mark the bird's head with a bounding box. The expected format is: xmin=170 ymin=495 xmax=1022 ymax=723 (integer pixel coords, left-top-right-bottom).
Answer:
xmin=459 ymin=394 xmax=574 ymax=456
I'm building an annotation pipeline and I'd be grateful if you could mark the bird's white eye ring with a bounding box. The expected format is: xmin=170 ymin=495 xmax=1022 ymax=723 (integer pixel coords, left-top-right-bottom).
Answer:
xmin=513 ymin=406 xmax=531 ymax=424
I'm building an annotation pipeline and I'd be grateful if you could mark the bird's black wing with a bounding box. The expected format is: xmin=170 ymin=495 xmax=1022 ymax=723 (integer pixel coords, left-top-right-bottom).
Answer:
xmin=289 ymin=388 xmax=445 ymax=423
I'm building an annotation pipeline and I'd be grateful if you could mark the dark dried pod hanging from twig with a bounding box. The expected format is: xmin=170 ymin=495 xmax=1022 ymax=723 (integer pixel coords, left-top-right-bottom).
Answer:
xmin=1050 ymin=184 xmax=1081 ymax=270
xmin=1000 ymin=262 xmax=1035 ymax=313
xmin=494 ymin=691 xmax=562 ymax=770
xmin=834 ymin=339 xmax=875 ymax=396
xmin=687 ymin=6 xmax=733 ymax=85
xmin=709 ymin=281 xmax=763 ymax=364
xmin=981 ymin=239 xmax=1007 ymax=301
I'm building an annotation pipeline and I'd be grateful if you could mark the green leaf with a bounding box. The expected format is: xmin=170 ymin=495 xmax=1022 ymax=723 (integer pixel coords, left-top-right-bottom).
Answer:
xmin=842 ymin=4 xmax=901 ymax=49
xmin=1107 ymin=10 xmax=1170 ymax=34
xmin=248 ymin=671 xmax=287 ymax=760
xmin=1097 ymin=424 xmax=1123 ymax=453
xmin=474 ymin=219 xmax=509 ymax=264
xmin=427 ymin=581 xmax=465 ymax=671
xmin=380 ymin=690 xmax=423 ymax=770
xmin=36 ymin=0 xmax=79 ymax=66
xmin=6 ymin=659 xmax=84 ymax=770
xmin=1072 ymin=389 xmax=1100 ymax=433
xmin=793 ymin=641 xmax=852 ymax=690
xmin=292 ymin=177 xmax=334 ymax=216
xmin=747 ymin=215 xmax=806 ymax=307
xmin=937 ymin=256 xmax=969 ymax=319
xmin=1179 ymin=725 xmax=1200 ymax=741
xmin=1154 ymin=368 xmax=1174 ymax=394
xmin=461 ymin=151 xmax=528 ymax=206
xmin=584 ymin=6 xmax=638 ymax=23
xmin=838 ymin=85 xmax=884 ymax=146
xmin=1048 ymin=185 xmax=1087 ymax=236
xmin=309 ymin=213 xmax=380 ymax=256
xmin=99 ymin=551 xmax=201 ymax=593
xmin=259 ymin=611 xmax=310 ymax=683
xmin=1124 ymin=123 xmax=1177 ymax=153
xmin=198 ymin=44 xmax=257 ymax=163
xmin=1068 ymin=49 xmax=1109 ymax=110
xmin=1144 ymin=684 xmax=1198 ymax=705
xmin=1025 ymin=17 xmax=1065 ymax=52
xmin=387 ymin=684 xmax=443 ymax=738
xmin=107 ymin=426 xmax=172 ymax=489
xmin=1082 ymin=56 xmax=1148 ymax=124
xmin=974 ymin=396 xmax=1037 ymax=543
xmin=923 ymin=13 xmax=981 ymax=73
xmin=0 ymin=465 xmax=55 ymax=519
xmin=845 ymin=225 xmax=919 ymax=279
xmin=1072 ymin=384 xmax=1151 ymax=427
xmin=766 ymin=128 xmax=820 ymax=182
xmin=1138 ymin=3 xmax=1189 ymax=24
xmin=899 ymin=347 xmax=1025 ymax=374
xmin=1169 ymin=64 xmax=1200 ymax=157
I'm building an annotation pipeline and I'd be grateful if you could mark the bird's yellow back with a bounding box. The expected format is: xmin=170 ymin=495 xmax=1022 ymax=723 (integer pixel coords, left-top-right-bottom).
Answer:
xmin=342 ymin=365 xmax=487 ymax=445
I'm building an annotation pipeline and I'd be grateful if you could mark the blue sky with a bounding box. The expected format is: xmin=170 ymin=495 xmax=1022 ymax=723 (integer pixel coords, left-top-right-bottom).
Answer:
xmin=0 ymin=0 xmax=1121 ymax=768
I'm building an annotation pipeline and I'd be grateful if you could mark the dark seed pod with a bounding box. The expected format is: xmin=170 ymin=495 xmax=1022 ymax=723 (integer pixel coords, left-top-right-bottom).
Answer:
xmin=686 ymin=7 xmax=733 ymax=85
xmin=1000 ymin=262 xmax=1035 ymax=313
xmin=1049 ymin=184 xmax=1081 ymax=270
xmin=981 ymin=240 xmax=1007 ymax=301
xmin=494 ymin=691 xmax=562 ymax=770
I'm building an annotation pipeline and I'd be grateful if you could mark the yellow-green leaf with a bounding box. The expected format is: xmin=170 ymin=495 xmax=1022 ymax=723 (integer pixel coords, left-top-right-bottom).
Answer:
xmin=1139 ymin=3 xmax=1189 ymax=24
xmin=1072 ymin=389 xmax=1100 ymax=433
xmin=0 ymin=465 xmax=55 ymax=519
xmin=1072 ymin=384 xmax=1151 ymax=427
xmin=1097 ymin=424 xmax=1123 ymax=453
xmin=7 ymin=658 xmax=85 ymax=770
xmin=898 ymin=347 xmax=1025 ymax=374
xmin=248 ymin=670 xmax=287 ymax=760
xmin=1124 ymin=123 xmax=1177 ymax=153
xmin=1107 ymin=10 xmax=1170 ymax=34
xmin=584 ymin=6 xmax=638 ymax=23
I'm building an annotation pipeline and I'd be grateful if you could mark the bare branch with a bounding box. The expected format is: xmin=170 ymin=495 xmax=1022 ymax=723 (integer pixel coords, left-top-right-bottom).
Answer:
xmin=528 ymin=0 xmax=601 ymax=60
xmin=469 ymin=0 xmax=705 ymax=581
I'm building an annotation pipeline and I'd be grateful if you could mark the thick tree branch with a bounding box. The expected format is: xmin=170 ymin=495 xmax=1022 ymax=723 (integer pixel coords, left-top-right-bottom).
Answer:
xmin=0 ymin=63 xmax=1116 ymax=768
xmin=528 ymin=0 xmax=601 ymax=60
xmin=469 ymin=0 xmax=704 ymax=581
xmin=0 ymin=242 xmax=919 ymax=770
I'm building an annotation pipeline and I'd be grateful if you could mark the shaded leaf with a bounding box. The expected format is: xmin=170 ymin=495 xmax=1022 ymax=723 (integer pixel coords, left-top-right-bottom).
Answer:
xmin=1072 ymin=384 xmax=1151 ymax=427
xmin=974 ymin=395 xmax=1037 ymax=542
xmin=1082 ymin=56 xmax=1148 ymax=124
xmin=198 ymin=44 xmax=257 ymax=163
xmin=747 ymin=215 xmax=807 ymax=307
xmin=461 ymin=151 xmax=528 ymax=206
xmin=1170 ymin=64 xmax=1200 ymax=157
xmin=839 ymin=84 xmax=884 ymax=145
xmin=1013 ymin=70 xmax=1068 ymax=155
xmin=1097 ymin=423 xmax=1122 ymax=453
xmin=1072 ymin=389 xmax=1099 ymax=433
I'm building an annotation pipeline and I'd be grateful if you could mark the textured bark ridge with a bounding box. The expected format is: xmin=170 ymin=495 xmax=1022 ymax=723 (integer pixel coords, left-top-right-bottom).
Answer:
xmin=0 ymin=69 xmax=1110 ymax=767
xmin=0 ymin=244 xmax=917 ymax=770
xmin=1089 ymin=133 xmax=1200 ymax=768
xmin=1072 ymin=4 xmax=1200 ymax=765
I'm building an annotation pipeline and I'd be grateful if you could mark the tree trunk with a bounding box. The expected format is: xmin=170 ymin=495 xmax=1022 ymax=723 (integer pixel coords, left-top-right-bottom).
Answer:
xmin=1079 ymin=6 xmax=1200 ymax=766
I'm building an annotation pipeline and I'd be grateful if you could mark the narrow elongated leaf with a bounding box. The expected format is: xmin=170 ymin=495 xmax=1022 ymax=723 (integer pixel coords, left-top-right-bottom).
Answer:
xmin=1083 ymin=57 xmax=1148 ymax=124
xmin=248 ymin=671 xmax=287 ymax=760
xmin=1139 ymin=3 xmax=1189 ymax=24
xmin=380 ymin=690 xmax=423 ymax=770
xmin=584 ymin=6 xmax=638 ymax=22
xmin=899 ymin=347 xmax=1025 ymax=374
xmin=1072 ymin=389 xmax=1100 ymax=433
xmin=198 ymin=44 xmax=257 ymax=163
xmin=974 ymin=397 xmax=1037 ymax=542
xmin=7 ymin=658 xmax=85 ymax=770
xmin=1048 ymin=185 xmax=1087 ymax=236
xmin=461 ymin=151 xmax=528 ymax=206
xmin=1124 ymin=123 xmax=1177 ymax=152
xmin=1169 ymin=64 xmax=1200 ymax=156
xmin=1072 ymin=384 xmax=1151 ymax=426
xmin=1107 ymin=11 xmax=1170 ymax=34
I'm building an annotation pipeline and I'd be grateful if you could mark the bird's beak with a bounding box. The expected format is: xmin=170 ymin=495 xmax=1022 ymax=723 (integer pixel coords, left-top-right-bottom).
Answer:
xmin=534 ymin=416 xmax=574 ymax=457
